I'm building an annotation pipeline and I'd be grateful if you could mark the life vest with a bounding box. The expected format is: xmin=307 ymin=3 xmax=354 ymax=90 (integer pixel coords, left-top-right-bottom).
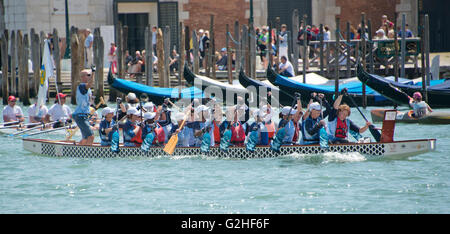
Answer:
xmin=265 ymin=121 xmax=275 ymax=140
xmin=292 ymin=121 xmax=300 ymax=143
xmin=213 ymin=120 xmax=221 ymax=144
xmin=334 ymin=118 xmax=348 ymax=139
xmin=131 ymin=127 xmax=143 ymax=146
xmin=231 ymin=122 xmax=246 ymax=145
xmin=153 ymin=123 xmax=166 ymax=144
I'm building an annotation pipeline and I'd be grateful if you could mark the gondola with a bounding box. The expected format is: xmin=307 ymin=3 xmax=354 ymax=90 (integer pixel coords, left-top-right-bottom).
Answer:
xmin=356 ymin=63 xmax=450 ymax=107
xmin=107 ymin=68 xmax=204 ymax=105
xmin=266 ymin=66 xmax=394 ymax=106
xmin=183 ymin=65 xmax=250 ymax=104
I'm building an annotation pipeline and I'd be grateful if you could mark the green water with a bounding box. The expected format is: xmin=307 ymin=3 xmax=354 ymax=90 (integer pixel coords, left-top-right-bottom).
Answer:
xmin=1 ymin=103 xmax=449 ymax=214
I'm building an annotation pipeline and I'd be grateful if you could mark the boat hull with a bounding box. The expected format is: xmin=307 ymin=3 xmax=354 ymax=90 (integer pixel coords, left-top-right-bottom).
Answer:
xmin=23 ymin=138 xmax=436 ymax=160
xmin=371 ymin=109 xmax=450 ymax=124
xmin=266 ymin=67 xmax=393 ymax=106
xmin=357 ymin=64 xmax=450 ymax=108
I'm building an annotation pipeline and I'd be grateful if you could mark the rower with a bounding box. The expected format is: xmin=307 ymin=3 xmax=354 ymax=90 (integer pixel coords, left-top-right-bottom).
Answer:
xmin=99 ymin=107 xmax=116 ymax=146
xmin=246 ymin=109 xmax=269 ymax=146
xmin=327 ymin=89 xmax=372 ymax=144
xmin=168 ymin=112 xmax=192 ymax=147
xmin=72 ymin=68 xmax=95 ymax=146
xmin=192 ymin=105 xmax=215 ymax=147
xmin=125 ymin=92 xmax=139 ymax=109
xmin=259 ymin=104 xmax=275 ymax=143
xmin=2 ymin=96 xmax=25 ymax=125
xmin=141 ymin=111 xmax=158 ymax=146
xmin=45 ymin=93 xmax=72 ymax=128
xmin=27 ymin=102 xmax=48 ymax=123
xmin=155 ymin=100 xmax=173 ymax=143
xmin=408 ymin=92 xmax=433 ymax=118
xmin=277 ymin=96 xmax=303 ymax=145
xmin=122 ymin=107 xmax=142 ymax=147
xmin=300 ymin=92 xmax=331 ymax=145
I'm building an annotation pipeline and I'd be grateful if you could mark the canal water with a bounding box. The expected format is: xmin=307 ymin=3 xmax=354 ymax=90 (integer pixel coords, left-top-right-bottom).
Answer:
xmin=0 ymin=102 xmax=448 ymax=214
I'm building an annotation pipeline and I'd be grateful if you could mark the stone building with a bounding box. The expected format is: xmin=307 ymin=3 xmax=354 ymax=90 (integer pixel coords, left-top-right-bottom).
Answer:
xmin=1 ymin=0 xmax=448 ymax=56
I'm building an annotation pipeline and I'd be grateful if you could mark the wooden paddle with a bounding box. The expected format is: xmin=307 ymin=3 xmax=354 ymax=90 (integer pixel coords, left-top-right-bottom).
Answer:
xmin=111 ymin=98 xmax=121 ymax=153
xmin=22 ymin=124 xmax=76 ymax=138
xmin=163 ymin=115 xmax=189 ymax=155
xmin=9 ymin=121 xmax=57 ymax=137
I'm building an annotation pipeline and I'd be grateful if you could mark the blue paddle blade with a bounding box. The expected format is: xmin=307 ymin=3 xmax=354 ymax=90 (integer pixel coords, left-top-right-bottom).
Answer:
xmin=349 ymin=129 xmax=362 ymax=141
xmin=319 ymin=127 xmax=329 ymax=148
xmin=200 ymin=132 xmax=211 ymax=153
xmin=111 ymin=131 xmax=120 ymax=153
xmin=141 ymin=132 xmax=155 ymax=152
xmin=220 ymin=130 xmax=232 ymax=151
xmin=270 ymin=128 xmax=286 ymax=153
xmin=246 ymin=130 xmax=258 ymax=152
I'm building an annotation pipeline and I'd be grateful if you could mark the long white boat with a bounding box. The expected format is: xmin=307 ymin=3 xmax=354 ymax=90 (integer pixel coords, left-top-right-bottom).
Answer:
xmin=23 ymin=138 xmax=436 ymax=160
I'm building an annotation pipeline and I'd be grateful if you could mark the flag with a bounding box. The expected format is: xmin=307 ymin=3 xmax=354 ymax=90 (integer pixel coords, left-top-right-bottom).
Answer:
xmin=36 ymin=39 xmax=54 ymax=115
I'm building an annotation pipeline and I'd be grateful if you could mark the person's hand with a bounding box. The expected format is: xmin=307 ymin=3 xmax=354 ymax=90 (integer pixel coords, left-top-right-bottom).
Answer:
xmin=340 ymin=88 xmax=348 ymax=96
xmin=318 ymin=93 xmax=325 ymax=100
xmin=365 ymin=121 xmax=372 ymax=127
xmin=295 ymin=92 xmax=301 ymax=100
xmin=319 ymin=120 xmax=326 ymax=127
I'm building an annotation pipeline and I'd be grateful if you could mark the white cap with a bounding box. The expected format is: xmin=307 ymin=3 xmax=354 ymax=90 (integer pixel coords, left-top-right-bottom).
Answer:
xmin=281 ymin=106 xmax=297 ymax=115
xmin=195 ymin=105 xmax=209 ymax=113
xmin=143 ymin=111 xmax=156 ymax=120
xmin=127 ymin=107 xmax=139 ymax=116
xmin=127 ymin=92 xmax=137 ymax=101
xmin=199 ymin=29 xmax=204 ymax=33
xmin=143 ymin=102 xmax=155 ymax=112
xmin=309 ymin=102 xmax=321 ymax=111
xmin=101 ymin=107 xmax=115 ymax=118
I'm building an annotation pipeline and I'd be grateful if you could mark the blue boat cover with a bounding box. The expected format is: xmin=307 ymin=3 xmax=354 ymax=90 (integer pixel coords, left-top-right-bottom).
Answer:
xmin=112 ymin=77 xmax=204 ymax=99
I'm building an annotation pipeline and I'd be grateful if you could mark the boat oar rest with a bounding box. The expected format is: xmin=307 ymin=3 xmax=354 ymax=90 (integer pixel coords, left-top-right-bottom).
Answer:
xmin=380 ymin=110 xmax=397 ymax=143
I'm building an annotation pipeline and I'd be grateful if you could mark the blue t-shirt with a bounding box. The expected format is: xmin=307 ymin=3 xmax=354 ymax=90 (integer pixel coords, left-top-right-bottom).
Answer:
xmin=85 ymin=33 xmax=93 ymax=48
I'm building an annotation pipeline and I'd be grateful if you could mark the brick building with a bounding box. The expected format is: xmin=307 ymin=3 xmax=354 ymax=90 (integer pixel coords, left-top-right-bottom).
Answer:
xmin=1 ymin=0 xmax=448 ymax=57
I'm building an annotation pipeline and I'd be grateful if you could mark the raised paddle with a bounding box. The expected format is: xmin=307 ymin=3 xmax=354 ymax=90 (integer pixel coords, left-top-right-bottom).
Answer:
xmin=318 ymin=97 xmax=329 ymax=148
xmin=111 ymin=97 xmax=122 ymax=153
xmin=345 ymin=92 xmax=381 ymax=142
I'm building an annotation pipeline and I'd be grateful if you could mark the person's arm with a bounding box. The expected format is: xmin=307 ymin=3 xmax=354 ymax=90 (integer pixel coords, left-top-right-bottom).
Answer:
xmin=427 ymin=104 xmax=433 ymax=113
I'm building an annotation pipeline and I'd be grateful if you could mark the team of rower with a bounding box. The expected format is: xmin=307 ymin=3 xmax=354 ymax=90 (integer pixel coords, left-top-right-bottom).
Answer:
xmin=2 ymin=72 xmax=433 ymax=149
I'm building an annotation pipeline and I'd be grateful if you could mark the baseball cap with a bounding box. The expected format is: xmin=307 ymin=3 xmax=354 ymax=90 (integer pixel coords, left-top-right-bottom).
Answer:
xmin=127 ymin=92 xmax=137 ymax=101
xmin=309 ymin=102 xmax=321 ymax=111
xmin=56 ymin=93 xmax=67 ymax=101
xmin=101 ymin=107 xmax=115 ymax=118
xmin=281 ymin=106 xmax=297 ymax=115
xmin=221 ymin=47 xmax=227 ymax=52
xmin=126 ymin=107 xmax=139 ymax=116
xmin=413 ymin=92 xmax=422 ymax=99
xmin=8 ymin=96 xmax=16 ymax=102
xmin=143 ymin=111 xmax=156 ymax=120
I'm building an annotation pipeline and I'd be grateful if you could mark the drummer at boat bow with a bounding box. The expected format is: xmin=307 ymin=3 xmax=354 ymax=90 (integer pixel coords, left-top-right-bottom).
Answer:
xmin=408 ymin=92 xmax=433 ymax=118
xmin=327 ymin=88 xmax=371 ymax=144
xmin=2 ymin=96 xmax=25 ymax=124
xmin=44 ymin=93 xmax=72 ymax=128
xmin=72 ymin=69 xmax=95 ymax=146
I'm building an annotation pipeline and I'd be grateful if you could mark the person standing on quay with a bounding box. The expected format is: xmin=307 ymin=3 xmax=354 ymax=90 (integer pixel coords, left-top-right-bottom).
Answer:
xmin=84 ymin=28 xmax=94 ymax=68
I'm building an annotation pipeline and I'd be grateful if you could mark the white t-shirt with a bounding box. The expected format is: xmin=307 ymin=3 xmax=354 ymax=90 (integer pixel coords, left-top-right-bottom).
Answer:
xmin=47 ymin=104 xmax=72 ymax=121
xmin=28 ymin=104 xmax=48 ymax=119
xmin=2 ymin=105 xmax=24 ymax=121
xmin=279 ymin=61 xmax=294 ymax=76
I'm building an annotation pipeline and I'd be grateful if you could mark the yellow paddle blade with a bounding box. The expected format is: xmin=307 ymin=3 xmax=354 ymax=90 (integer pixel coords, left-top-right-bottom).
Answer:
xmin=163 ymin=135 xmax=178 ymax=155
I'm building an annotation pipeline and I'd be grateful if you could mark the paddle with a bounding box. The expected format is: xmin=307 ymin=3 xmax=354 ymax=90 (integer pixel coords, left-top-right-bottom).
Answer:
xmin=22 ymin=124 xmax=75 ymax=138
xmin=0 ymin=121 xmax=20 ymax=129
xmin=318 ymin=97 xmax=329 ymax=148
xmin=200 ymin=126 xmax=212 ymax=153
xmin=9 ymin=121 xmax=57 ymax=137
xmin=345 ymin=92 xmax=381 ymax=142
xmin=246 ymin=124 xmax=259 ymax=152
xmin=111 ymin=98 xmax=121 ymax=153
xmin=163 ymin=114 xmax=189 ymax=155
xmin=219 ymin=123 xmax=232 ymax=151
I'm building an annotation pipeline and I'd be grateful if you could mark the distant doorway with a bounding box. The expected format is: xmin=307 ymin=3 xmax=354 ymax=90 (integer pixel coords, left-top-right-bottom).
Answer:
xmin=118 ymin=13 xmax=149 ymax=54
